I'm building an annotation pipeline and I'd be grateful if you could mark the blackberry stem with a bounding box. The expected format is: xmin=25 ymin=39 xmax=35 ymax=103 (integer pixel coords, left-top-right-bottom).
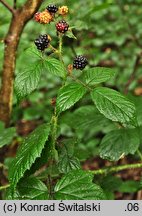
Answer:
xmin=58 ymin=33 xmax=68 ymax=82
xmin=58 ymin=33 xmax=63 ymax=62
xmin=91 ymin=162 xmax=142 ymax=175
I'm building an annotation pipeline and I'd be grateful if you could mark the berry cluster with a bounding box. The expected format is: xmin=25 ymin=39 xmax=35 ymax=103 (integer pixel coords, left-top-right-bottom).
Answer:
xmin=34 ymin=4 xmax=70 ymax=36
xmin=34 ymin=4 xmax=69 ymax=25
xmin=56 ymin=20 xmax=69 ymax=33
xmin=34 ymin=35 xmax=50 ymax=51
xmin=47 ymin=4 xmax=58 ymax=13
xmin=34 ymin=4 xmax=89 ymax=70
xmin=73 ymin=55 xmax=88 ymax=70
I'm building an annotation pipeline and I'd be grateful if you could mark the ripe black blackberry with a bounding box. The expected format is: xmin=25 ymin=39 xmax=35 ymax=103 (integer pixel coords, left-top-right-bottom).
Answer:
xmin=47 ymin=4 xmax=58 ymax=13
xmin=34 ymin=34 xmax=49 ymax=51
xmin=56 ymin=20 xmax=69 ymax=33
xmin=73 ymin=55 xmax=88 ymax=70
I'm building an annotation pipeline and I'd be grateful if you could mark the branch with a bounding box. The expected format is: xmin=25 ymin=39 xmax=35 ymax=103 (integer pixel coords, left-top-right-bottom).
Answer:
xmin=91 ymin=162 xmax=142 ymax=175
xmin=0 ymin=0 xmax=43 ymax=126
xmin=0 ymin=0 xmax=15 ymax=14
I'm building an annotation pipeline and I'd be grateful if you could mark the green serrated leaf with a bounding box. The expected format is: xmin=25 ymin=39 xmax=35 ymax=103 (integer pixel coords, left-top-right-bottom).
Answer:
xmin=9 ymin=124 xmax=50 ymax=190
xmin=44 ymin=58 xmax=66 ymax=78
xmin=91 ymin=87 xmax=137 ymax=125
xmin=54 ymin=170 xmax=106 ymax=200
xmin=58 ymin=138 xmax=80 ymax=173
xmin=58 ymin=154 xmax=80 ymax=174
xmin=0 ymin=127 xmax=16 ymax=148
xmin=6 ymin=176 xmax=48 ymax=200
xmin=72 ymin=105 xmax=114 ymax=132
xmin=15 ymin=61 xmax=43 ymax=100
xmin=84 ymin=67 xmax=115 ymax=85
xmin=56 ymin=83 xmax=86 ymax=114
xmin=24 ymin=140 xmax=51 ymax=176
xmin=25 ymin=46 xmax=42 ymax=60
xmin=100 ymin=128 xmax=140 ymax=161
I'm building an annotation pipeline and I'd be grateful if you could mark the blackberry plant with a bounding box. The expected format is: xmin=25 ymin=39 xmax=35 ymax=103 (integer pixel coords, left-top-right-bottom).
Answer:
xmin=0 ymin=0 xmax=142 ymax=201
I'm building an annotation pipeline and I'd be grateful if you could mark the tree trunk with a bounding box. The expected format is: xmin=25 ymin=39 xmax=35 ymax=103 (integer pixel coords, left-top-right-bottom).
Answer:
xmin=0 ymin=0 xmax=43 ymax=126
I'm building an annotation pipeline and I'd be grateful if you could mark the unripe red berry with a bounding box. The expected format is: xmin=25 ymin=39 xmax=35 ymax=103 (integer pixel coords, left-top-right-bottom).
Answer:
xmin=56 ymin=20 xmax=69 ymax=33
